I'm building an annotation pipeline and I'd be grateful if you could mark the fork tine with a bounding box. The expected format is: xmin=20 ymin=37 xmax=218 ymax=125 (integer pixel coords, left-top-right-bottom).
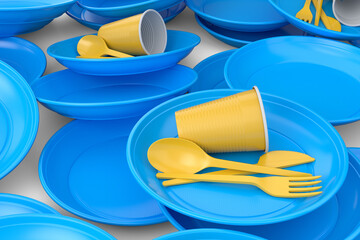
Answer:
xmin=289 ymin=186 xmax=322 ymax=193
xmin=289 ymin=176 xmax=321 ymax=181
xmin=289 ymin=191 xmax=322 ymax=198
xmin=289 ymin=180 xmax=321 ymax=187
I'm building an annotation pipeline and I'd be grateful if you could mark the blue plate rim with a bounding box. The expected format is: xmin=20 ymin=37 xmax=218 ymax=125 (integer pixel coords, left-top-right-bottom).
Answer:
xmin=127 ymin=89 xmax=348 ymax=226
xmin=47 ymin=30 xmax=201 ymax=62
xmin=32 ymin=65 xmax=197 ymax=107
xmin=154 ymin=228 xmax=266 ymax=240
xmin=0 ymin=61 xmax=39 ymax=180
xmin=224 ymin=36 xmax=360 ymax=125
xmin=38 ymin=119 xmax=167 ymax=226
xmin=0 ymin=0 xmax=76 ymax=11
xmin=186 ymin=0 xmax=287 ymax=28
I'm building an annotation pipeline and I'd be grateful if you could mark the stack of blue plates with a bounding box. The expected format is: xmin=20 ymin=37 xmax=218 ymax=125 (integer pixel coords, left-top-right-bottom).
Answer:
xmin=67 ymin=0 xmax=186 ymax=30
xmin=0 ymin=0 xmax=76 ymax=37
xmin=34 ymin=28 xmax=200 ymax=226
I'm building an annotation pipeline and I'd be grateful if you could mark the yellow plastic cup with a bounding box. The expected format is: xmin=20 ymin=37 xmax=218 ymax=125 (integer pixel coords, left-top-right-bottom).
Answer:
xmin=98 ymin=9 xmax=167 ymax=56
xmin=175 ymin=87 xmax=269 ymax=153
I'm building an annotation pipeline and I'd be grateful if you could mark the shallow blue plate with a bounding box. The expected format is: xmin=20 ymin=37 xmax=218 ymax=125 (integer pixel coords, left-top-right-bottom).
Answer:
xmin=32 ymin=66 xmax=196 ymax=120
xmin=186 ymin=0 xmax=287 ymax=32
xmin=0 ymin=0 xmax=76 ymax=37
xmin=195 ymin=15 xmax=306 ymax=47
xmin=190 ymin=50 xmax=234 ymax=92
xmin=67 ymin=2 xmax=186 ymax=30
xmin=0 ymin=37 xmax=46 ymax=85
xmin=78 ymin=0 xmax=181 ymax=18
xmin=269 ymin=0 xmax=360 ymax=40
xmin=0 ymin=193 xmax=59 ymax=217
xmin=155 ymin=229 xmax=265 ymax=240
xmin=0 ymin=214 xmax=115 ymax=239
xmin=39 ymin=119 xmax=167 ymax=225
xmin=0 ymin=61 xmax=38 ymax=180
xmin=48 ymin=30 xmax=200 ymax=76
xmin=225 ymin=36 xmax=360 ymax=126
xmin=160 ymin=148 xmax=360 ymax=240
xmin=127 ymin=89 xmax=347 ymax=226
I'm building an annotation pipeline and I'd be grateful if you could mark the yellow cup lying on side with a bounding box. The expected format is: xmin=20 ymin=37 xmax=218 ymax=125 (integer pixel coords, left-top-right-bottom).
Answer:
xmin=98 ymin=9 xmax=167 ymax=56
xmin=175 ymin=87 xmax=269 ymax=153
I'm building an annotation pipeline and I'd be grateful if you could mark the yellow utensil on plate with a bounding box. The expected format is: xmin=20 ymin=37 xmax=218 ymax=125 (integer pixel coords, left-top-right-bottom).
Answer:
xmin=163 ymin=151 xmax=315 ymax=187
xmin=296 ymin=0 xmax=313 ymax=23
xmin=77 ymin=35 xmax=133 ymax=59
xmin=312 ymin=0 xmax=341 ymax=31
xmin=314 ymin=0 xmax=323 ymax=26
xmin=148 ymin=138 xmax=312 ymax=177
xmin=157 ymin=173 xmax=322 ymax=198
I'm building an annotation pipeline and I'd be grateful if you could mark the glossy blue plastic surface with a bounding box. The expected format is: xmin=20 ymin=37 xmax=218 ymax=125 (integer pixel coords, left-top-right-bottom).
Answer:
xmin=155 ymin=229 xmax=265 ymax=240
xmin=186 ymin=0 xmax=287 ymax=32
xmin=78 ymin=0 xmax=181 ymax=18
xmin=39 ymin=119 xmax=167 ymax=225
xmin=127 ymin=89 xmax=348 ymax=226
xmin=0 ymin=37 xmax=46 ymax=85
xmin=351 ymin=40 xmax=360 ymax=48
xmin=67 ymin=2 xmax=186 ymax=30
xmin=190 ymin=50 xmax=234 ymax=92
xmin=0 ymin=214 xmax=116 ymax=240
xmin=225 ymin=36 xmax=360 ymax=126
xmin=47 ymin=30 xmax=200 ymax=76
xmin=0 ymin=0 xmax=75 ymax=37
xmin=160 ymin=148 xmax=360 ymax=240
xmin=0 ymin=61 xmax=38 ymax=180
xmin=269 ymin=0 xmax=360 ymax=40
xmin=196 ymin=15 xmax=307 ymax=48
xmin=32 ymin=66 xmax=196 ymax=120
xmin=0 ymin=194 xmax=59 ymax=217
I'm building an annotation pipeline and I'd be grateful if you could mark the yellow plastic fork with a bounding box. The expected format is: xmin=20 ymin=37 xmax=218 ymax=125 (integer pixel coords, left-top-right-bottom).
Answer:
xmin=157 ymin=173 xmax=322 ymax=198
xmin=296 ymin=0 xmax=313 ymax=24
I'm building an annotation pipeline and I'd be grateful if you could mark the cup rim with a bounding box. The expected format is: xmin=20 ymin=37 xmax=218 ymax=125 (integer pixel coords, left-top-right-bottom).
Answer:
xmin=253 ymin=86 xmax=269 ymax=153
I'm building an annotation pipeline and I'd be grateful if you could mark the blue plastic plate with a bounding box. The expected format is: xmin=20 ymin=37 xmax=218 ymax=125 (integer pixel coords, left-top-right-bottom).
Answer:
xmin=39 ymin=119 xmax=167 ymax=225
xmin=154 ymin=229 xmax=265 ymax=240
xmin=0 ymin=193 xmax=59 ymax=217
xmin=160 ymin=148 xmax=360 ymax=240
xmin=0 ymin=61 xmax=38 ymax=180
xmin=127 ymin=89 xmax=348 ymax=226
xmin=225 ymin=36 xmax=360 ymax=126
xmin=0 ymin=0 xmax=76 ymax=37
xmin=78 ymin=0 xmax=181 ymax=18
xmin=0 ymin=37 xmax=46 ymax=85
xmin=0 ymin=214 xmax=115 ymax=239
xmin=32 ymin=66 xmax=196 ymax=120
xmin=269 ymin=0 xmax=360 ymax=40
xmin=67 ymin=2 xmax=186 ymax=30
xmin=186 ymin=0 xmax=287 ymax=32
xmin=47 ymin=30 xmax=200 ymax=76
xmin=195 ymin=15 xmax=306 ymax=48
xmin=190 ymin=50 xmax=234 ymax=92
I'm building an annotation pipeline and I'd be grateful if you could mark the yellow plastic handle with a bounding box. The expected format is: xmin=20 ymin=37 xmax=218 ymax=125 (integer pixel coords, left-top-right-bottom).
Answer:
xmin=314 ymin=0 xmax=323 ymax=26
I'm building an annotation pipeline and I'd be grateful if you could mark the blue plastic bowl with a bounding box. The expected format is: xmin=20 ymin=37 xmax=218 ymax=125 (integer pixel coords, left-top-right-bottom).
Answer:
xmin=32 ymin=65 xmax=197 ymax=120
xmin=127 ymin=89 xmax=348 ymax=226
xmin=47 ymin=30 xmax=200 ymax=76
xmin=186 ymin=0 xmax=287 ymax=32
xmin=155 ymin=229 xmax=266 ymax=240
xmin=78 ymin=0 xmax=181 ymax=18
xmin=0 ymin=0 xmax=76 ymax=37
xmin=67 ymin=2 xmax=186 ymax=30
xmin=159 ymin=148 xmax=360 ymax=240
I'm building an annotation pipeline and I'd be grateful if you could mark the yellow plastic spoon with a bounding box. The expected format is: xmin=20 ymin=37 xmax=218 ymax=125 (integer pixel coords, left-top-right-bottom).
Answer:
xmin=147 ymin=138 xmax=312 ymax=177
xmin=77 ymin=35 xmax=133 ymax=59
xmin=312 ymin=0 xmax=341 ymax=32
xmin=163 ymin=151 xmax=315 ymax=187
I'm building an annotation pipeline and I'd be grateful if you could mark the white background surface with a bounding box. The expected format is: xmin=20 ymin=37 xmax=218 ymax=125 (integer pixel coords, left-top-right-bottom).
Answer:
xmin=2 ymin=7 xmax=360 ymax=240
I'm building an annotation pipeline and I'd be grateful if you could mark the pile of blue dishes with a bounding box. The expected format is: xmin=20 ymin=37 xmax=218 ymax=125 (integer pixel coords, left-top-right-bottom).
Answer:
xmin=0 ymin=193 xmax=116 ymax=239
xmin=68 ymin=0 xmax=186 ymax=30
xmin=0 ymin=0 xmax=76 ymax=37
xmin=34 ymin=28 xmax=199 ymax=226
